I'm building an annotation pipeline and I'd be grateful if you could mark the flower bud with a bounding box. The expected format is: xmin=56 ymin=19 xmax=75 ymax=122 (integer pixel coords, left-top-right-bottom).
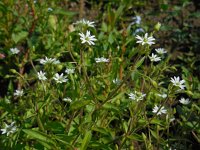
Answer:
xmin=154 ymin=22 xmax=161 ymax=31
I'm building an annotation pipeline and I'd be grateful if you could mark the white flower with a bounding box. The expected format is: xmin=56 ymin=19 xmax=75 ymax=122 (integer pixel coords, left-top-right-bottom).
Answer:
xmin=152 ymin=105 xmax=167 ymax=115
xmin=48 ymin=8 xmax=53 ymax=11
xmin=112 ymin=78 xmax=121 ymax=85
xmin=155 ymin=48 xmax=167 ymax=55
xmin=128 ymin=91 xmax=146 ymax=101
xmin=79 ymin=30 xmax=97 ymax=45
xmin=135 ymin=33 xmax=155 ymax=46
xmin=65 ymin=68 xmax=75 ymax=74
xmin=40 ymin=57 xmax=60 ymax=65
xmin=170 ymin=76 xmax=186 ymax=90
xmin=132 ymin=16 xmax=141 ymax=24
xmin=1 ymin=122 xmax=17 ymax=136
xmin=37 ymin=71 xmax=47 ymax=81
xmin=157 ymin=93 xmax=167 ymax=98
xmin=53 ymin=73 xmax=68 ymax=83
xmin=179 ymin=97 xmax=190 ymax=105
xmin=14 ymin=90 xmax=23 ymax=97
xmin=134 ymin=28 xmax=144 ymax=34
xmin=170 ymin=118 xmax=175 ymax=122
xmin=95 ymin=57 xmax=109 ymax=63
xmin=63 ymin=97 xmax=72 ymax=103
xmin=10 ymin=48 xmax=20 ymax=54
xmin=74 ymin=19 xmax=95 ymax=28
xmin=149 ymin=53 xmax=161 ymax=62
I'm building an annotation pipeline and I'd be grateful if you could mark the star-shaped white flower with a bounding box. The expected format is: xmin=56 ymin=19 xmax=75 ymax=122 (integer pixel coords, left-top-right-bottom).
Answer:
xmin=14 ymin=89 xmax=24 ymax=97
xmin=112 ymin=78 xmax=121 ymax=85
xmin=39 ymin=57 xmax=60 ymax=65
xmin=95 ymin=57 xmax=109 ymax=63
xmin=170 ymin=76 xmax=186 ymax=90
xmin=37 ymin=71 xmax=47 ymax=81
xmin=79 ymin=30 xmax=97 ymax=45
xmin=128 ymin=91 xmax=146 ymax=101
xmin=149 ymin=53 xmax=161 ymax=62
xmin=155 ymin=48 xmax=167 ymax=55
xmin=135 ymin=33 xmax=155 ymax=46
xmin=152 ymin=105 xmax=167 ymax=115
xmin=74 ymin=19 xmax=95 ymax=28
xmin=53 ymin=73 xmax=68 ymax=83
xmin=10 ymin=48 xmax=20 ymax=54
xmin=63 ymin=97 xmax=72 ymax=103
xmin=179 ymin=97 xmax=190 ymax=105
xmin=65 ymin=68 xmax=75 ymax=74
xmin=1 ymin=122 xmax=17 ymax=136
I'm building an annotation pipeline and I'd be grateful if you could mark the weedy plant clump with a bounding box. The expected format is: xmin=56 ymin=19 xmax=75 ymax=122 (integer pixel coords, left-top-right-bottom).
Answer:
xmin=0 ymin=1 xmax=199 ymax=150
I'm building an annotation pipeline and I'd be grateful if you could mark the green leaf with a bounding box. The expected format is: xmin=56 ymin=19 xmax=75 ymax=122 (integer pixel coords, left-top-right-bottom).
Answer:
xmin=81 ymin=131 xmax=92 ymax=150
xmin=12 ymin=31 xmax=28 ymax=43
xmin=128 ymin=133 xmax=143 ymax=141
xmin=70 ymin=100 xmax=90 ymax=110
xmin=150 ymin=130 xmax=159 ymax=140
xmin=23 ymin=129 xmax=56 ymax=147
xmin=53 ymin=9 xmax=77 ymax=16
xmin=135 ymin=57 xmax=145 ymax=69
xmin=102 ymin=103 xmax=119 ymax=113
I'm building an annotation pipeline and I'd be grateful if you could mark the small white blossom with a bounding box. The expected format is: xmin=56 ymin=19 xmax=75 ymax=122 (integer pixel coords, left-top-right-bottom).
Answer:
xmin=1 ymin=122 xmax=17 ymax=136
xmin=63 ymin=97 xmax=72 ymax=103
xmin=79 ymin=30 xmax=97 ymax=45
xmin=157 ymin=93 xmax=167 ymax=98
xmin=14 ymin=90 xmax=23 ymax=97
xmin=135 ymin=33 xmax=155 ymax=46
xmin=65 ymin=68 xmax=75 ymax=74
xmin=74 ymin=19 xmax=95 ymax=28
xmin=134 ymin=28 xmax=144 ymax=34
xmin=95 ymin=57 xmax=109 ymax=63
xmin=131 ymin=16 xmax=142 ymax=25
xmin=10 ymin=48 xmax=20 ymax=54
xmin=113 ymin=78 xmax=121 ymax=85
xmin=179 ymin=97 xmax=190 ymax=105
xmin=155 ymin=48 xmax=167 ymax=55
xmin=149 ymin=53 xmax=161 ymax=62
xmin=37 ymin=71 xmax=47 ymax=81
xmin=170 ymin=118 xmax=175 ymax=122
xmin=48 ymin=8 xmax=53 ymax=11
xmin=128 ymin=91 xmax=146 ymax=101
xmin=152 ymin=105 xmax=167 ymax=115
xmin=53 ymin=73 xmax=68 ymax=83
xmin=170 ymin=76 xmax=186 ymax=90
xmin=40 ymin=57 xmax=60 ymax=65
